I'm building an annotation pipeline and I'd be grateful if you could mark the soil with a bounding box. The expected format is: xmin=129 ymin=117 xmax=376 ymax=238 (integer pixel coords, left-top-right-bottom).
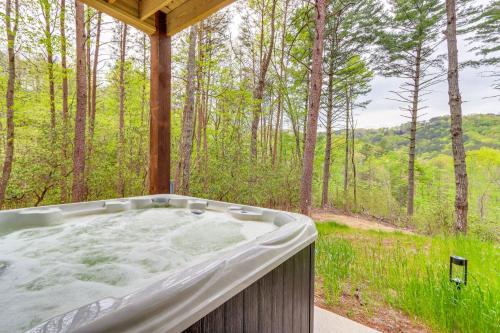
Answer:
xmin=315 ymin=279 xmax=432 ymax=333
xmin=312 ymin=209 xmax=415 ymax=234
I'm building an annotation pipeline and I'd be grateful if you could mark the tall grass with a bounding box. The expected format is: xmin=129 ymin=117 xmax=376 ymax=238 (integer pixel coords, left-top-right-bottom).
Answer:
xmin=316 ymin=222 xmax=499 ymax=332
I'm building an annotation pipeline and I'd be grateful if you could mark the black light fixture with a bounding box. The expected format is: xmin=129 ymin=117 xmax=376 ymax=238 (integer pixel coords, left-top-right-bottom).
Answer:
xmin=449 ymin=255 xmax=467 ymax=287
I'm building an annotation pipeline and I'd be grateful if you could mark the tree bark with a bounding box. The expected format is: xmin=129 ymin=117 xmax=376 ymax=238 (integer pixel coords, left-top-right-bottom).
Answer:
xmin=195 ymin=22 xmax=204 ymax=157
xmin=299 ymin=0 xmax=327 ymax=216
xmin=71 ymin=0 xmax=88 ymax=202
xmin=41 ymin=0 xmax=56 ymax=143
xmin=446 ymin=0 xmax=468 ymax=233
xmin=321 ymin=57 xmax=335 ymax=208
xmin=60 ymin=0 xmax=69 ymax=203
xmin=117 ymin=23 xmax=128 ymax=197
xmin=350 ymin=90 xmax=357 ymax=210
xmin=273 ymin=0 xmax=290 ymax=167
xmin=407 ymin=46 xmax=422 ymax=216
xmin=86 ymin=9 xmax=92 ymax=121
xmin=84 ymin=11 xmax=102 ymax=197
xmin=0 ymin=0 xmax=19 ymax=208
xmin=344 ymin=88 xmax=350 ymax=201
xmin=250 ymin=0 xmax=277 ymax=159
xmin=137 ymin=33 xmax=148 ymax=188
xmin=88 ymin=12 xmax=101 ymax=141
xmin=176 ymin=26 xmax=197 ymax=195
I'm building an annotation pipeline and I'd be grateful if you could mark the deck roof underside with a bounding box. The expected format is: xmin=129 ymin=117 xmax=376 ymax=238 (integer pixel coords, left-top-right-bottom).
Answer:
xmin=80 ymin=0 xmax=234 ymax=35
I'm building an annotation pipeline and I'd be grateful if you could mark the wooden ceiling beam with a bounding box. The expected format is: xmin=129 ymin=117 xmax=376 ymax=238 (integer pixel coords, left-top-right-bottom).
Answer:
xmin=80 ymin=0 xmax=155 ymax=34
xmin=80 ymin=0 xmax=235 ymax=36
xmin=166 ymin=0 xmax=235 ymax=36
xmin=140 ymin=0 xmax=173 ymax=21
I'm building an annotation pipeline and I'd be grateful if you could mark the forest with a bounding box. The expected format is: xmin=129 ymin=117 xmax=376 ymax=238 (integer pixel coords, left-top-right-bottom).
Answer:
xmin=0 ymin=0 xmax=498 ymax=241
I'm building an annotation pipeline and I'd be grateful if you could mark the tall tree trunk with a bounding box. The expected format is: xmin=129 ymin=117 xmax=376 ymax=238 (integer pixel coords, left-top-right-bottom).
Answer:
xmin=41 ymin=0 xmax=56 ymax=143
xmin=60 ymin=0 xmax=69 ymax=203
xmin=0 ymin=0 xmax=19 ymax=208
xmin=321 ymin=57 xmax=335 ymax=208
xmin=302 ymin=73 xmax=309 ymax=153
xmin=446 ymin=0 xmax=468 ymax=233
xmin=350 ymin=90 xmax=357 ymax=210
xmin=117 ymin=23 xmax=128 ymax=197
xmin=273 ymin=0 xmax=290 ymax=167
xmin=83 ymin=12 xmax=101 ymax=199
xmin=176 ymin=26 xmax=197 ymax=195
xmin=299 ymin=0 xmax=327 ymax=216
xmin=407 ymin=46 xmax=422 ymax=216
xmin=202 ymin=42 xmax=211 ymax=191
xmin=195 ymin=23 xmax=204 ymax=157
xmin=88 ymin=12 xmax=101 ymax=141
xmin=290 ymin=114 xmax=301 ymax=160
xmin=71 ymin=0 xmax=87 ymax=203
xmin=137 ymin=34 xmax=148 ymax=188
xmin=344 ymin=88 xmax=350 ymax=201
xmin=86 ymin=9 xmax=92 ymax=121
xmin=250 ymin=0 xmax=277 ymax=159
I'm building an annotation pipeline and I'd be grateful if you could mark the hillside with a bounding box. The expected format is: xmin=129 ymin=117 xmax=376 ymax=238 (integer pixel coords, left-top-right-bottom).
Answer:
xmin=356 ymin=114 xmax=500 ymax=156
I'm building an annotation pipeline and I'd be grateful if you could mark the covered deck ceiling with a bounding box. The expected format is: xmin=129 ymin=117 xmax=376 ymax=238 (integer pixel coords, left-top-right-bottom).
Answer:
xmin=80 ymin=0 xmax=234 ymax=35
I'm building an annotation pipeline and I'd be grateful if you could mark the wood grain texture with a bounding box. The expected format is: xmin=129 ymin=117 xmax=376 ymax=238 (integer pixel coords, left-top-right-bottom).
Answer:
xmin=243 ymin=282 xmax=259 ymax=333
xmin=79 ymin=0 xmax=156 ymax=34
xmin=166 ymin=0 xmax=235 ymax=36
xmin=271 ymin=265 xmax=284 ymax=333
xmin=80 ymin=0 xmax=235 ymax=35
xmin=282 ymin=254 xmax=295 ymax=333
xmin=224 ymin=292 xmax=244 ymax=333
xmin=309 ymin=243 xmax=315 ymax=333
xmin=149 ymin=12 xmax=171 ymax=194
xmin=182 ymin=244 xmax=315 ymax=333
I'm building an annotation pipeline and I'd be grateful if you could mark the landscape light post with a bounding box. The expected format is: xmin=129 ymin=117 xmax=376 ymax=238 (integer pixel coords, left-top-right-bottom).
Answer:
xmin=449 ymin=255 xmax=467 ymax=288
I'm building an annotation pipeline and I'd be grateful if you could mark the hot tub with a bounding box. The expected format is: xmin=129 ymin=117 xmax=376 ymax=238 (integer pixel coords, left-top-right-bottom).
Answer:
xmin=0 ymin=195 xmax=317 ymax=333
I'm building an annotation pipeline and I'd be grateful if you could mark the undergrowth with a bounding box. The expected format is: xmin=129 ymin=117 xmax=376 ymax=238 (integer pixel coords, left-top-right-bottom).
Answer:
xmin=315 ymin=222 xmax=499 ymax=333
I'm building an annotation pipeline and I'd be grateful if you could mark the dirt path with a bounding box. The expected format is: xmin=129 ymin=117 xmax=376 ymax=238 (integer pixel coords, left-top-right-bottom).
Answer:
xmin=312 ymin=210 xmax=415 ymax=234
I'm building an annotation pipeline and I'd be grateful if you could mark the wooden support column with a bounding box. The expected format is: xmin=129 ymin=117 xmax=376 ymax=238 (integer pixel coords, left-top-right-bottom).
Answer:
xmin=149 ymin=11 xmax=171 ymax=194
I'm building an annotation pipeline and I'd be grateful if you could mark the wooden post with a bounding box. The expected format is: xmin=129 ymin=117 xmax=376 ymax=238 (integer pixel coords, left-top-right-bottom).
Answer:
xmin=149 ymin=11 xmax=171 ymax=194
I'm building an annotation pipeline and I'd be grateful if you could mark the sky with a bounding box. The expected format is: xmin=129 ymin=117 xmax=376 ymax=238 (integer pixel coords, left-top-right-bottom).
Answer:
xmin=363 ymin=63 xmax=499 ymax=129
xmin=355 ymin=0 xmax=500 ymax=129
xmin=230 ymin=0 xmax=499 ymax=130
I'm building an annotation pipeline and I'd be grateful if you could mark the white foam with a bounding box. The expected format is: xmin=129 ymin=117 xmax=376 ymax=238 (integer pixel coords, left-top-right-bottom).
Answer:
xmin=0 ymin=208 xmax=277 ymax=333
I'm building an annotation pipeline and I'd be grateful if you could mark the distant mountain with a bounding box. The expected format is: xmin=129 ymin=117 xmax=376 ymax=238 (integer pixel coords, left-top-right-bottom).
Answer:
xmin=355 ymin=114 xmax=500 ymax=156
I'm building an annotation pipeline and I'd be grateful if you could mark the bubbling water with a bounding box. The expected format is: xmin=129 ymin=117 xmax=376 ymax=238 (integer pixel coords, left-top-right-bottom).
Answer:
xmin=0 ymin=208 xmax=276 ymax=333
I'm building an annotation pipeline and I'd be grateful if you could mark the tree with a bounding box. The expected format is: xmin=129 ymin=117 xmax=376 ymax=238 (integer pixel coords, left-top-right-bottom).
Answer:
xmin=377 ymin=0 xmax=444 ymax=216
xmin=59 ymin=0 xmax=69 ymax=203
xmin=86 ymin=11 xmax=102 ymax=197
xmin=0 ymin=0 xmax=19 ymax=208
xmin=445 ymin=0 xmax=468 ymax=233
xmin=320 ymin=0 xmax=382 ymax=208
xmin=338 ymin=56 xmax=372 ymax=210
xmin=248 ymin=0 xmax=277 ymax=159
xmin=176 ymin=26 xmax=198 ymax=195
xmin=321 ymin=53 xmax=335 ymax=208
xmin=71 ymin=0 xmax=87 ymax=202
xmin=299 ymin=0 xmax=327 ymax=216
xmin=39 ymin=0 xmax=57 ymax=143
xmin=117 ymin=23 xmax=128 ymax=197
xmin=468 ymin=0 xmax=500 ymax=94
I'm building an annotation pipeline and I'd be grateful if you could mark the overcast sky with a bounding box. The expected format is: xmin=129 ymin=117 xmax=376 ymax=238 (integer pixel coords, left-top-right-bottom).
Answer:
xmin=363 ymin=63 xmax=498 ymax=129
xmin=356 ymin=0 xmax=499 ymax=129
xmin=230 ymin=0 xmax=498 ymax=130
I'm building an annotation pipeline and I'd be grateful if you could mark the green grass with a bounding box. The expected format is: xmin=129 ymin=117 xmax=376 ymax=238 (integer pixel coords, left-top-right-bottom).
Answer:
xmin=315 ymin=222 xmax=499 ymax=333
